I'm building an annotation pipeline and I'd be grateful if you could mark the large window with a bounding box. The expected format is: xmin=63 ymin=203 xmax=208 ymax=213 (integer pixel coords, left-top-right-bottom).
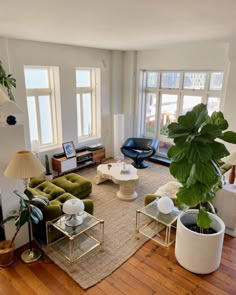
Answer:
xmin=24 ymin=66 xmax=61 ymax=149
xmin=140 ymin=70 xmax=224 ymax=157
xmin=76 ymin=68 xmax=101 ymax=139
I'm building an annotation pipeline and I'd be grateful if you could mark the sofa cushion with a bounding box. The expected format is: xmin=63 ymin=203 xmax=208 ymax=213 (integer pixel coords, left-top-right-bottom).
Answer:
xmin=29 ymin=176 xmax=46 ymax=188
xmin=51 ymin=173 xmax=92 ymax=198
xmin=29 ymin=181 xmax=65 ymax=201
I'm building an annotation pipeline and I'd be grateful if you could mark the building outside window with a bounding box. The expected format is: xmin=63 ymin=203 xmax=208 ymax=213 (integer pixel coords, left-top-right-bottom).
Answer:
xmin=139 ymin=70 xmax=224 ymax=158
xmin=76 ymin=68 xmax=101 ymax=139
xmin=24 ymin=66 xmax=61 ymax=150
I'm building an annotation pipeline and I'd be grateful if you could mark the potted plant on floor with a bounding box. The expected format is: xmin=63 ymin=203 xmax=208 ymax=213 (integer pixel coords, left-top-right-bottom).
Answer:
xmin=167 ymin=103 xmax=236 ymax=274
xmin=44 ymin=154 xmax=53 ymax=180
xmin=0 ymin=189 xmax=48 ymax=267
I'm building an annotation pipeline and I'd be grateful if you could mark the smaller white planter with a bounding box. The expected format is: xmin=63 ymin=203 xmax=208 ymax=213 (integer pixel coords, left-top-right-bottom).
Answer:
xmin=45 ymin=174 xmax=53 ymax=181
xmin=175 ymin=209 xmax=225 ymax=274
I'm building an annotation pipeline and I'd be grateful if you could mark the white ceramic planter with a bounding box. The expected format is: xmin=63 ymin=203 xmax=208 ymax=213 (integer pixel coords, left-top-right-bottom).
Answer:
xmin=175 ymin=209 xmax=225 ymax=274
xmin=45 ymin=174 xmax=53 ymax=181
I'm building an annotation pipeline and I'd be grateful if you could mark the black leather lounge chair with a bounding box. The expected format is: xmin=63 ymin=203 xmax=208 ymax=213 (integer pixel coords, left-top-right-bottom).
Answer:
xmin=121 ymin=138 xmax=159 ymax=169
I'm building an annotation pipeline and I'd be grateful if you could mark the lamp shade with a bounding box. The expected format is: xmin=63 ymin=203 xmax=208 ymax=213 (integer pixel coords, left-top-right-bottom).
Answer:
xmin=4 ymin=150 xmax=45 ymax=179
xmin=222 ymin=152 xmax=236 ymax=165
xmin=157 ymin=196 xmax=174 ymax=214
xmin=63 ymin=199 xmax=85 ymax=215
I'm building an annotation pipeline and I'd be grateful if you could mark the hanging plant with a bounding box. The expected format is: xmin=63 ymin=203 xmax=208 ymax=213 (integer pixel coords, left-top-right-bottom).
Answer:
xmin=0 ymin=60 xmax=16 ymax=101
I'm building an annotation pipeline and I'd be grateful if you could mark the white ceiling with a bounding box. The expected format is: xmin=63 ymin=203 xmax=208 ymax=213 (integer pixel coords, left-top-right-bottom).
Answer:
xmin=0 ymin=0 xmax=236 ymax=50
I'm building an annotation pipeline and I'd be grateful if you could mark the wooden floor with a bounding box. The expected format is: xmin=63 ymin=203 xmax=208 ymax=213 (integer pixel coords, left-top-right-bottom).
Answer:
xmin=0 ymin=234 xmax=236 ymax=295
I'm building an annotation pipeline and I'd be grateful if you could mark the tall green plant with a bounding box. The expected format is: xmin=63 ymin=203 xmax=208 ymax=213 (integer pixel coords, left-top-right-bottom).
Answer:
xmin=45 ymin=154 xmax=51 ymax=175
xmin=0 ymin=60 xmax=16 ymax=101
xmin=167 ymin=104 xmax=236 ymax=230
xmin=1 ymin=189 xmax=49 ymax=247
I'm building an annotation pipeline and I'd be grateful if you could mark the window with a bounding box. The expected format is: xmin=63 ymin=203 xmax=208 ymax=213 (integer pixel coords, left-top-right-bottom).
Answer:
xmin=24 ymin=66 xmax=61 ymax=149
xmin=76 ymin=68 xmax=101 ymax=139
xmin=140 ymin=70 xmax=224 ymax=157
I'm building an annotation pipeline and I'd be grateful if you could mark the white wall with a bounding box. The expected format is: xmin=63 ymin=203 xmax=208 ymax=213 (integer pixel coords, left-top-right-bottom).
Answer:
xmin=123 ymin=51 xmax=137 ymax=139
xmin=137 ymin=42 xmax=228 ymax=70
xmin=221 ymin=43 xmax=236 ymax=151
xmin=0 ymin=37 xmax=113 ymax=157
xmin=0 ymin=125 xmax=28 ymax=248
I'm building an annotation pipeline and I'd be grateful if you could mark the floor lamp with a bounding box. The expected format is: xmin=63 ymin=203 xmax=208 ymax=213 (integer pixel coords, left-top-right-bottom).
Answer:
xmin=4 ymin=150 xmax=45 ymax=263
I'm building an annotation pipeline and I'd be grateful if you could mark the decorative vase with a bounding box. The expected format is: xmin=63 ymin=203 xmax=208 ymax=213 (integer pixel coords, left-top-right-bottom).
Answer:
xmin=6 ymin=115 xmax=17 ymax=125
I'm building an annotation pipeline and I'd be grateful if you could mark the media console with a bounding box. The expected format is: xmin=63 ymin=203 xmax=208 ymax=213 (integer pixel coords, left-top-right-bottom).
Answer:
xmin=52 ymin=148 xmax=105 ymax=175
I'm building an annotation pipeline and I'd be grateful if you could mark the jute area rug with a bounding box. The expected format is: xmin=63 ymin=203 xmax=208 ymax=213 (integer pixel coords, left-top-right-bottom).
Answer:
xmin=44 ymin=162 xmax=174 ymax=289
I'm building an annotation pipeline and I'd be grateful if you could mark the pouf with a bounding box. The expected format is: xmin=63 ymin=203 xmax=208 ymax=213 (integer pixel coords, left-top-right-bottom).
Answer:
xmin=51 ymin=173 xmax=92 ymax=199
xmin=29 ymin=181 xmax=65 ymax=201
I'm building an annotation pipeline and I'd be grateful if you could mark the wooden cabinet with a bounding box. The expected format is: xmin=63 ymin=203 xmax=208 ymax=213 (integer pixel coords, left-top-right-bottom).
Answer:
xmin=52 ymin=148 xmax=105 ymax=175
xmin=92 ymin=149 xmax=106 ymax=163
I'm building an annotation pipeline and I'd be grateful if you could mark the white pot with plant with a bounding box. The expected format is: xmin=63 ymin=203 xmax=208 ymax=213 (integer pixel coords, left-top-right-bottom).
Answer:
xmin=167 ymin=103 xmax=236 ymax=274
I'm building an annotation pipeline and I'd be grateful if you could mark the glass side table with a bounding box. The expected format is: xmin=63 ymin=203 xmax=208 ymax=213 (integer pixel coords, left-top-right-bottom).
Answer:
xmin=136 ymin=198 xmax=180 ymax=248
xmin=46 ymin=212 xmax=104 ymax=263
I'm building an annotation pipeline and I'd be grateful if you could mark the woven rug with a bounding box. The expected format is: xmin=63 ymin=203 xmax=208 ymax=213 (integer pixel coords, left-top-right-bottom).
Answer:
xmin=44 ymin=162 xmax=173 ymax=289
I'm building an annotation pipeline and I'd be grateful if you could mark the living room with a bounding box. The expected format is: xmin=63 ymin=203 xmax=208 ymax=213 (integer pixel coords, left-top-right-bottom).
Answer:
xmin=1 ymin=1 xmax=236 ymax=294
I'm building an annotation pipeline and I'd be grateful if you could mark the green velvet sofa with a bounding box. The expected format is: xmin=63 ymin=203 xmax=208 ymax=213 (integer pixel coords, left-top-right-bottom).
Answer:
xmin=29 ymin=173 xmax=93 ymax=244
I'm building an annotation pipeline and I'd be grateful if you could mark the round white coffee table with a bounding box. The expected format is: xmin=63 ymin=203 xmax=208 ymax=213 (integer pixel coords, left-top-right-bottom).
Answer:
xmin=94 ymin=163 xmax=139 ymax=201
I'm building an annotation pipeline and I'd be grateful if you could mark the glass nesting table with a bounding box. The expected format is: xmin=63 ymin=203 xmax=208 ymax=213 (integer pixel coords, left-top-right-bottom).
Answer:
xmin=46 ymin=212 xmax=104 ymax=263
xmin=136 ymin=198 xmax=180 ymax=248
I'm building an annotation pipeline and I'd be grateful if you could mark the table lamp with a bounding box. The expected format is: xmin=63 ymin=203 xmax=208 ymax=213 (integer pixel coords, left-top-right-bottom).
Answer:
xmin=4 ymin=150 xmax=45 ymax=263
xmin=222 ymin=152 xmax=236 ymax=184
xmin=63 ymin=199 xmax=85 ymax=226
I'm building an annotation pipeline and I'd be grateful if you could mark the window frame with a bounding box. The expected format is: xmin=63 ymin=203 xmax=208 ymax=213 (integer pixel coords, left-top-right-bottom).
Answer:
xmin=24 ymin=66 xmax=60 ymax=150
xmin=76 ymin=67 xmax=100 ymax=140
xmin=139 ymin=70 xmax=224 ymax=156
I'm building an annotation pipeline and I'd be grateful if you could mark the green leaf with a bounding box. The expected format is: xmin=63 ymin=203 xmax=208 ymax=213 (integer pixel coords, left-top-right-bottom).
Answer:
xmin=187 ymin=143 xmax=212 ymax=163
xmin=167 ymin=143 xmax=190 ymax=161
xmin=195 ymin=162 xmax=219 ymax=187
xmin=210 ymin=142 xmax=229 ymax=160
xmin=200 ymin=124 xmax=222 ymax=139
xmin=13 ymin=190 xmax=29 ymax=201
xmin=186 ymin=164 xmax=197 ymax=187
xmin=220 ymin=131 xmax=236 ymax=144
xmin=168 ymin=123 xmax=190 ymax=139
xmin=176 ymin=185 xmax=202 ymax=207
xmin=178 ymin=112 xmax=197 ymax=129
xmin=32 ymin=197 xmax=49 ymax=207
xmin=209 ymin=111 xmax=228 ymax=130
xmin=1 ymin=215 xmax=17 ymax=225
xmin=173 ymin=135 xmax=189 ymax=144
xmin=192 ymin=103 xmax=209 ymax=128
xmin=18 ymin=209 xmax=30 ymax=227
xmin=24 ymin=189 xmax=34 ymax=201
xmin=197 ymin=208 xmax=212 ymax=229
xmin=169 ymin=160 xmax=192 ymax=182
xmin=31 ymin=206 xmax=43 ymax=221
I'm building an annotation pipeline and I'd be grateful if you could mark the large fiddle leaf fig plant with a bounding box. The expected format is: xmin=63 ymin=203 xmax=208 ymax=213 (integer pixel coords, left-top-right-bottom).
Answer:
xmin=167 ymin=103 xmax=236 ymax=231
